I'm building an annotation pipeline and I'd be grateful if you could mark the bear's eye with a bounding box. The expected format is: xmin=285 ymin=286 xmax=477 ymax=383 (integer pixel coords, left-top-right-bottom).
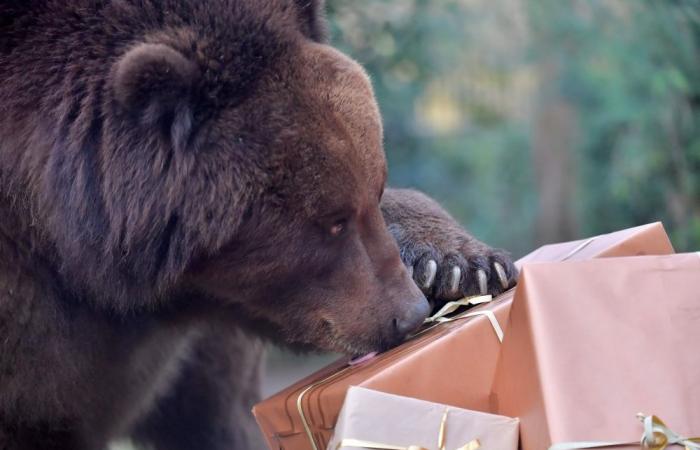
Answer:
xmin=329 ymin=219 xmax=347 ymax=237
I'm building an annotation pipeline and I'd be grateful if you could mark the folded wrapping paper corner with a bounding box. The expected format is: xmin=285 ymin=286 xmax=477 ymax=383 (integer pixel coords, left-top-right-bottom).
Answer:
xmin=515 ymin=222 xmax=674 ymax=268
xmin=549 ymin=414 xmax=700 ymax=450
xmin=328 ymin=387 xmax=518 ymax=450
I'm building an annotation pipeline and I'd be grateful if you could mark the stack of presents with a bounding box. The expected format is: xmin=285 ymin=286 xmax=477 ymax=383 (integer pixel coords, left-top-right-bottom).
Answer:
xmin=253 ymin=223 xmax=700 ymax=450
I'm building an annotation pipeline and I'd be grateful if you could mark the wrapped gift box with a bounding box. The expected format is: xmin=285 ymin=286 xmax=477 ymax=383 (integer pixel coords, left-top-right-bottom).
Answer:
xmin=253 ymin=222 xmax=674 ymax=450
xmin=254 ymin=293 xmax=512 ymax=450
xmin=491 ymin=253 xmax=700 ymax=450
xmin=516 ymin=221 xmax=673 ymax=265
xmin=328 ymin=386 xmax=519 ymax=450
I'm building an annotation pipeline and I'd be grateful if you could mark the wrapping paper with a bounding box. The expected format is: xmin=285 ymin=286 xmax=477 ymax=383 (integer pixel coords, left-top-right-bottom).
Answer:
xmin=252 ymin=222 xmax=674 ymax=450
xmin=328 ymin=386 xmax=519 ymax=450
xmin=517 ymin=221 xmax=673 ymax=265
xmin=491 ymin=253 xmax=700 ymax=450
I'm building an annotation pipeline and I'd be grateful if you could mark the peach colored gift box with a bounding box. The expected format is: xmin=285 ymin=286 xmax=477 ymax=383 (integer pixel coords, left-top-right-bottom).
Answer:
xmin=252 ymin=223 xmax=674 ymax=450
xmin=491 ymin=253 xmax=700 ymax=450
xmin=328 ymin=386 xmax=519 ymax=450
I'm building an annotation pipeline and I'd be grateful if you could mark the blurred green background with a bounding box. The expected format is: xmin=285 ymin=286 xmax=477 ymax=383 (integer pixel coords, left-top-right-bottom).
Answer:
xmin=263 ymin=0 xmax=700 ymax=395
xmin=328 ymin=0 xmax=700 ymax=257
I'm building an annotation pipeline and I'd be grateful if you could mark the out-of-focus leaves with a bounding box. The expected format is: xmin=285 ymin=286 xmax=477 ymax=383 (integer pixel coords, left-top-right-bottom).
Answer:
xmin=326 ymin=0 xmax=700 ymax=255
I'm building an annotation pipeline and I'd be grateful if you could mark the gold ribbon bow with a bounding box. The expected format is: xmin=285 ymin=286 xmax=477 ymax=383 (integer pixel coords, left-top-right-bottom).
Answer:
xmin=424 ymin=295 xmax=493 ymax=322
xmin=422 ymin=295 xmax=503 ymax=343
xmin=549 ymin=414 xmax=700 ymax=450
xmin=336 ymin=409 xmax=481 ymax=450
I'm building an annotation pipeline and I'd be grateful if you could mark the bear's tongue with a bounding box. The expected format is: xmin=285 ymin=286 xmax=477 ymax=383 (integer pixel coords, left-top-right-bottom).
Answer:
xmin=349 ymin=352 xmax=377 ymax=365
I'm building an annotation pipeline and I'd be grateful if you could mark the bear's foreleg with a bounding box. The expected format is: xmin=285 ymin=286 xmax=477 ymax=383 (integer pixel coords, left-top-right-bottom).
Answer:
xmin=381 ymin=188 xmax=518 ymax=303
xmin=129 ymin=327 xmax=266 ymax=450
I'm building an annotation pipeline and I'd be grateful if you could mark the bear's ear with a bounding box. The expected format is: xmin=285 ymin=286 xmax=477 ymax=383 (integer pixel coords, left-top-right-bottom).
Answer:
xmin=295 ymin=0 xmax=328 ymax=42
xmin=112 ymin=43 xmax=200 ymax=151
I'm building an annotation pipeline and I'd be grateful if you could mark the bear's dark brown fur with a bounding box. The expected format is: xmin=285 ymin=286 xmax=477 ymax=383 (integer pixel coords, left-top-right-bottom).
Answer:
xmin=0 ymin=1 xmax=516 ymax=449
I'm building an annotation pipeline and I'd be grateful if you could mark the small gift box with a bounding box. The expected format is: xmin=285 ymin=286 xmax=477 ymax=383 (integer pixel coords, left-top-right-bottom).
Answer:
xmin=328 ymin=386 xmax=519 ymax=450
xmin=253 ymin=222 xmax=674 ymax=450
xmin=491 ymin=253 xmax=700 ymax=450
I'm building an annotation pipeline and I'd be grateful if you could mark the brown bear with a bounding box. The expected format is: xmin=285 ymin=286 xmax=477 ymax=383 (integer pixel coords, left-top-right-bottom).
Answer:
xmin=0 ymin=1 xmax=517 ymax=449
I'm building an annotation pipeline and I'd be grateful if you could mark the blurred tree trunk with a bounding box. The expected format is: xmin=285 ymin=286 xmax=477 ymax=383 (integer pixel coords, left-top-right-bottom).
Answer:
xmin=665 ymin=101 xmax=700 ymax=249
xmin=532 ymin=61 xmax=579 ymax=245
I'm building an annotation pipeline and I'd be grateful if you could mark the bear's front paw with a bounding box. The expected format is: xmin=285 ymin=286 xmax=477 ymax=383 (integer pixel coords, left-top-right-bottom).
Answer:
xmin=390 ymin=225 xmax=517 ymax=303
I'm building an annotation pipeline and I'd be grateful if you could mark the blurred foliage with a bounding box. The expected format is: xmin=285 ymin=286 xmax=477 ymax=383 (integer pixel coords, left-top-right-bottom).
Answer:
xmin=326 ymin=0 xmax=700 ymax=256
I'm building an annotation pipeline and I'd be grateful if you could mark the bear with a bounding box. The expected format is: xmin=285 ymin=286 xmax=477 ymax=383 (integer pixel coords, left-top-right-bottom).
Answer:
xmin=0 ymin=1 xmax=517 ymax=449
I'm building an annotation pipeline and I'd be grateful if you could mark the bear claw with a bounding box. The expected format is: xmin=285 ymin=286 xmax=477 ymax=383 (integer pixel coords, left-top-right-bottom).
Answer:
xmin=477 ymin=269 xmax=488 ymax=295
xmin=448 ymin=266 xmax=461 ymax=295
xmin=493 ymin=262 xmax=508 ymax=290
xmin=422 ymin=259 xmax=437 ymax=289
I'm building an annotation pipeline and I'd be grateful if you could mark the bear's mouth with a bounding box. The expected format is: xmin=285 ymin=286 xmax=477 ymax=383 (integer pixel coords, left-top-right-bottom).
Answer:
xmin=349 ymin=352 xmax=378 ymax=365
xmin=329 ymin=334 xmax=377 ymax=357
xmin=320 ymin=318 xmax=382 ymax=356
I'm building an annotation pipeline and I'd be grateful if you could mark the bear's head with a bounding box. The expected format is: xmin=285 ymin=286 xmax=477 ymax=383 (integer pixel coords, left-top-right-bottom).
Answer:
xmin=38 ymin=0 xmax=429 ymax=354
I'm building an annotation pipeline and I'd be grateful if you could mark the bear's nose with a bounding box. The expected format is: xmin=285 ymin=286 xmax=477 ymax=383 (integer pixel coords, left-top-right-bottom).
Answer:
xmin=393 ymin=296 xmax=431 ymax=338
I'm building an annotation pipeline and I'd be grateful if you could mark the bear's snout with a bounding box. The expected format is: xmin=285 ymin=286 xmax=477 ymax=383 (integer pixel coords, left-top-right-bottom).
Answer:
xmin=382 ymin=267 xmax=430 ymax=347
xmin=392 ymin=294 xmax=431 ymax=338
xmin=355 ymin=210 xmax=432 ymax=349
xmin=373 ymin=263 xmax=431 ymax=350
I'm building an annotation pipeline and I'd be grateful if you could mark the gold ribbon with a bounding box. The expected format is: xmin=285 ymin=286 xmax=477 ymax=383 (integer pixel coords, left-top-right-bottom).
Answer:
xmin=549 ymin=414 xmax=700 ymax=450
xmin=425 ymin=295 xmax=494 ymax=321
xmin=423 ymin=295 xmax=504 ymax=343
xmin=295 ymin=366 xmax=355 ymax=450
xmin=336 ymin=409 xmax=481 ymax=450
